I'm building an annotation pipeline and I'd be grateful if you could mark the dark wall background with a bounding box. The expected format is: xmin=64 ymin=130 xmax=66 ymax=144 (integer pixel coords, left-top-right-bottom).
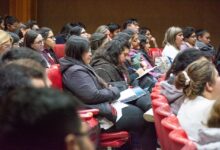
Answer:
xmin=0 ymin=0 xmax=9 ymax=17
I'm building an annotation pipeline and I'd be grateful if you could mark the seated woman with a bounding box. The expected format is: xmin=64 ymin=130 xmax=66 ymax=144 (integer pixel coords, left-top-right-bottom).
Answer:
xmin=24 ymin=30 xmax=51 ymax=67
xmin=180 ymin=27 xmax=198 ymax=50
xmin=160 ymin=49 xmax=210 ymax=115
xmin=175 ymin=58 xmax=220 ymax=142
xmin=162 ymin=26 xmax=183 ymax=63
xmin=90 ymin=32 xmax=110 ymax=54
xmin=138 ymin=34 xmax=154 ymax=67
xmin=196 ymin=100 xmax=220 ymax=149
xmin=38 ymin=27 xmax=59 ymax=65
xmin=59 ymin=35 xmax=155 ymax=149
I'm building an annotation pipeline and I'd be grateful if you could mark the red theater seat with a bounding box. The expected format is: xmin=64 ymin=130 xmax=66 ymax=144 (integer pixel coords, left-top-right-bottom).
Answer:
xmin=53 ymin=44 xmax=65 ymax=59
xmin=160 ymin=115 xmax=181 ymax=150
xmin=154 ymin=104 xmax=173 ymax=149
xmin=79 ymin=109 xmax=129 ymax=149
xmin=169 ymin=129 xmax=194 ymax=150
xmin=46 ymin=64 xmax=63 ymax=90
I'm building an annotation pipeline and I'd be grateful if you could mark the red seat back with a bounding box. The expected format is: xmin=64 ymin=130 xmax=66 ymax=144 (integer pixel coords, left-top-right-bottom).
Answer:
xmin=148 ymin=48 xmax=162 ymax=61
xmin=154 ymin=104 xmax=172 ymax=149
xmin=53 ymin=44 xmax=65 ymax=59
xmin=169 ymin=129 xmax=190 ymax=150
xmin=46 ymin=64 xmax=63 ymax=90
xmin=160 ymin=115 xmax=181 ymax=150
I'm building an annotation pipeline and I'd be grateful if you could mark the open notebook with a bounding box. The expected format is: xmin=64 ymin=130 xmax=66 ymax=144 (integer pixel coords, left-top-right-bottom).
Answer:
xmin=117 ymin=86 xmax=147 ymax=103
xmin=136 ymin=66 xmax=157 ymax=79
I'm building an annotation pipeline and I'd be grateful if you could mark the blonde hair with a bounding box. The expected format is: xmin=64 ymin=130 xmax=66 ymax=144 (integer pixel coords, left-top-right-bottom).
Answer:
xmin=207 ymin=100 xmax=220 ymax=128
xmin=95 ymin=25 xmax=109 ymax=34
xmin=175 ymin=58 xmax=216 ymax=99
xmin=163 ymin=26 xmax=182 ymax=48
xmin=0 ymin=30 xmax=12 ymax=45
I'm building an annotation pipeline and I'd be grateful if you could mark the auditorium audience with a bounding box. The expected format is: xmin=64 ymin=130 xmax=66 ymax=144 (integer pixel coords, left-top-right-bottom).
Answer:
xmin=60 ymin=35 xmax=157 ymax=149
xmin=175 ymin=58 xmax=220 ymax=142
xmin=1 ymin=14 xmax=220 ymax=149
xmin=161 ymin=49 xmax=211 ymax=114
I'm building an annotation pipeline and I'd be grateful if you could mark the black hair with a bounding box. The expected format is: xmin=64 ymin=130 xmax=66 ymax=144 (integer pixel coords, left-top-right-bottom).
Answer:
xmin=138 ymin=34 xmax=147 ymax=49
xmin=65 ymin=35 xmax=90 ymax=62
xmin=68 ymin=26 xmax=82 ymax=37
xmin=165 ymin=48 xmax=211 ymax=80
xmin=26 ymin=20 xmax=38 ymax=29
xmin=38 ymin=27 xmax=51 ymax=40
xmin=1 ymin=47 xmax=47 ymax=67
xmin=4 ymin=16 xmax=19 ymax=30
xmin=90 ymin=32 xmax=108 ymax=51
xmin=71 ymin=22 xmax=86 ymax=29
xmin=139 ymin=27 xmax=151 ymax=35
xmin=103 ymin=39 xmax=130 ymax=65
xmin=7 ymin=32 xmax=20 ymax=44
xmin=122 ymin=28 xmax=135 ymax=37
xmin=113 ymin=32 xmax=131 ymax=43
xmin=59 ymin=23 xmax=73 ymax=35
xmin=0 ymin=60 xmax=45 ymax=98
xmin=195 ymin=29 xmax=208 ymax=38
xmin=107 ymin=23 xmax=121 ymax=33
xmin=24 ymin=30 xmax=39 ymax=49
xmin=138 ymin=34 xmax=154 ymax=66
xmin=123 ymin=18 xmax=138 ymax=29
xmin=183 ymin=27 xmax=196 ymax=39
xmin=0 ymin=87 xmax=81 ymax=150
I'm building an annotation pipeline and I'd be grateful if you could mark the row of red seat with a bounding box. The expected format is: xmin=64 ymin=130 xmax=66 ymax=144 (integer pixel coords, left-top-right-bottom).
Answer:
xmin=150 ymin=77 xmax=197 ymax=150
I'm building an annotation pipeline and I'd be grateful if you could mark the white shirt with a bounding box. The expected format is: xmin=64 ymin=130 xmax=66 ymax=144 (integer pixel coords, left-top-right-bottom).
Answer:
xmin=162 ymin=43 xmax=179 ymax=62
xmin=177 ymin=96 xmax=215 ymax=142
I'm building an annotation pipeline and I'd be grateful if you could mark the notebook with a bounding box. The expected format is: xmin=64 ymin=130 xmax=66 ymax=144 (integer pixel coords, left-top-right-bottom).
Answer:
xmin=117 ymin=86 xmax=147 ymax=103
xmin=136 ymin=66 xmax=157 ymax=80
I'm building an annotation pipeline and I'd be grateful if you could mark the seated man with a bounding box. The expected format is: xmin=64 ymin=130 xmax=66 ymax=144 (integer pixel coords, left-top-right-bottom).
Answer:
xmin=0 ymin=87 xmax=94 ymax=150
xmin=0 ymin=59 xmax=51 ymax=98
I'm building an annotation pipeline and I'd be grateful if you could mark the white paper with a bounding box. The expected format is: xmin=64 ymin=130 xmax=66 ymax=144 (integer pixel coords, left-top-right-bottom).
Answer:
xmin=111 ymin=101 xmax=128 ymax=122
xmin=117 ymin=88 xmax=136 ymax=102
xmin=136 ymin=66 xmax=157 ymax=79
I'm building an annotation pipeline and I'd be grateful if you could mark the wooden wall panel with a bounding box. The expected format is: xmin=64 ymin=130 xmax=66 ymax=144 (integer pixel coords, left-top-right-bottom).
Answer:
xmin=10 ymin=0 xmax=220 ymax=48
xmin=9 ymin=0 xmax=37 ymax=23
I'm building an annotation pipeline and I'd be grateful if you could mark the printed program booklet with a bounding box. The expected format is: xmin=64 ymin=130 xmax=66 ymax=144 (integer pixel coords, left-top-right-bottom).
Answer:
xmin=117 ymin=86 xmax=146 ymax=103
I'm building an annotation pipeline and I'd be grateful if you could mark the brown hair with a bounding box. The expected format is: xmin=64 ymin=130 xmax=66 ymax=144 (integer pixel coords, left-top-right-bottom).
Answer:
xmin=207 ymin=100 xmax=220 ymax=128
xmin=175 ymin=58 xmax=216 ymax=99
